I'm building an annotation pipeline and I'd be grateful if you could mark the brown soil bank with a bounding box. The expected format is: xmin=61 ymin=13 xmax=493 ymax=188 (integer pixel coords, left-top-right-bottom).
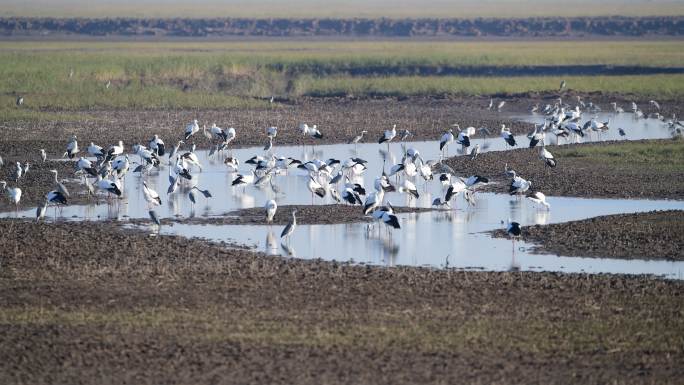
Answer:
xmin=494 ymin=210 xmax=684 ymax=261
xmin=0 ymin=219 xmax=683 ymax=384
xmin=446 ymin=138 xmax=684 ymax=200
xmin=2 ymin=16 xmax=683 ymax=38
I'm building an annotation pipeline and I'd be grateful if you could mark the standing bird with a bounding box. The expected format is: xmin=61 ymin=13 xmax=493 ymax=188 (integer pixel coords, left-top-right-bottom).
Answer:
xmin=149 ymin=134 xmax=165 ymax=156
xmin=39 ymin=149 xmax=47 ymax=163
xmin=46 ymin=190 xmax=68 ymax=206
xmin=307 ymin=176 xmax=326 ymax=203
xmin=539 ymin=145 xmax=557 ymax=168
xmin=187 ymin=186 xmax=211 ymax=210
xmin=500 ymin=125 xmax=516 ymax=147
xmin=470 ymin=144 xmax=480 ymax=160
xmin=207 ymin=123 xmax=228 ymax=142
xmin=280 ymin=209 xmax=297 ymax=244
xmin=167 ymin=140 xmax=183 ymax=164
xmin=439 ymin=129 xmax=454 ymax=156
xmin=36 ymin=200 xmax=48 ymax=222
xmin=497 ymin=100 xmax=506 ymax=111
xmin=349 ymin=130 xmax=367 ymax=148
xmin=63 ymin=135 xmax=79 ymax=159
xmin=87 ymin=142 xmax=104 ymax=159
xmin=49 ymin=170 xmax=70 ymax=197
xmin=398 ymin=179 xmax=420 ymax=201
xmin=487 ymin=98 xmax=494 ymax=110
xmin=266 ymin=126 xmax=278 ymax=140
xmin=378 ymin=124 xmax=397 ymax=150
xmin=527 ymin=191 xmax=550 ymax=210
xmin=106 ymin=141 xmax=124 ymax=161
xmin=143 ymin=181 xmax=162 ymax=207
xmin=16 ymin=96 xmax=24 ymax=107
xmin=265 ymin=199 xmax=277 ymax=223
xmin=76 ymin=157 xmax=98 ymax=177
xmin=95 ymin=176 xmax=122 ymax=198
xmin=184 ymin=119 xmax=200 ymax=140
xmin=13 ymin=162 xmax=23 ymax=182
xmin=305 ymin=125 xmax=323 ymax=140
xmin=232 ymin=170 xmax=255 ymax=191
xmin=649 ymin=100 xmax=660 ymax=111
xmin=506 ymin=220 xmax=522 ymax=247
xmin=399 ymin=128 xmax=412 ymax=141
xmin=0 ymin=181 xmax=22 ymax=213
xmin=509 ymin=175 xmax=532 ymax=196
xmin=456 ymin=129 xmax=471 ymax=152
xmin=559 ymin=80 xmax=566 ymax=91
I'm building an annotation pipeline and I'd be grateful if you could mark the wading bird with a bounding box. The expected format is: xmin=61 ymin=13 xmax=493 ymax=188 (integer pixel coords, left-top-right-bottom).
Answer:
xmin=143 ymin=181 xmax=161 ymax=207
xmin=36 ymin=200 xmax=48 ymax=222
xmin=527 ymin=191 xmax=550 ymax=210
xmin=439 ymin=129 xmax=454 ymax=156
xmin=500 ymin=125 xmax=516 ymax=147
xmin=49 ymin=169 xmax=70 ymax=197
xmin=1 ymin=181 xmax=22 ymax=213
xmin=349 ymin=130 xmax=367 ymax=148
xmin=280 ymin=209 xmax=297 ymax=244
xmin=378 ymin=124 xmax=397 ymax=150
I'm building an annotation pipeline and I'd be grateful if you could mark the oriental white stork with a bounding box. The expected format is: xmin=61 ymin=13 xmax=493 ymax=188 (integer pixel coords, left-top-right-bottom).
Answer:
xmin=527 ymin=191 xmax=550 ymax=210
xmin=184 ymin=119 xmax=200 ymax=140
xmin=265 ymin=199 xmax=277 ymax=223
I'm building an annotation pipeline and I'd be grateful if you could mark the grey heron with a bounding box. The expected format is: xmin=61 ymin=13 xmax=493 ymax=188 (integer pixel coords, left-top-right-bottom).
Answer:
xmin=280 ymin=209 xmax=297 ymax=244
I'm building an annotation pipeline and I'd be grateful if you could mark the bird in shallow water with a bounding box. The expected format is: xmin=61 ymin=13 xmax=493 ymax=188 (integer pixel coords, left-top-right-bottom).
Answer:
xmin=281 ymin=209 xmax=297 ymax=244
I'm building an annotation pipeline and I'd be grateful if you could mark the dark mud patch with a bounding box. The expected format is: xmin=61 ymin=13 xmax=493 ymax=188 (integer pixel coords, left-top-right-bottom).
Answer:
xmin=446 ymin=139 xmax=684 ymax=200
xmin=493 ymin=210 xmax=684 ymax=261
xmin=143 ymin=204 xmax=437 ymax=226
xmin=0 ymin=219 xmax=683 ymax=384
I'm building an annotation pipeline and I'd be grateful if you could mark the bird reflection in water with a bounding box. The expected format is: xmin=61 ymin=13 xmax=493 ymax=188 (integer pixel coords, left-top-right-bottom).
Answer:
xmin=265 ymin=230 xmax=279 ymax=255
xmin=280 ymin=242 xmax=296 ymax=258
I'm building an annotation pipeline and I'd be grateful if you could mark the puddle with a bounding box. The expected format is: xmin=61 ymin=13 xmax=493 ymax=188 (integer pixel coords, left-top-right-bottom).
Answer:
xmin=156 ymin=195 xmax=684 ymax=279
xmin=2 ymin=113 xmax=681 ymax=278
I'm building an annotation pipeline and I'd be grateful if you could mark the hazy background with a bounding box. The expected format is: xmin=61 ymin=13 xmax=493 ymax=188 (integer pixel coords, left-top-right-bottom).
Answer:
xmin=3 ymin=0 xmax=684 ymax=18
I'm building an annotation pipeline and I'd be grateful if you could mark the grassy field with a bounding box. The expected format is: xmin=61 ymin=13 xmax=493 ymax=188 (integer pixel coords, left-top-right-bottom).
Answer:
xmin=5 ymin=0 xmax=684 ymax=18
xmin=557 ymin=139 xmax=684 ymax=173
xmin=298 ymin=74 xmax=684 ymax=98
xmin=1 ymin=40 xmax=683 ymax=118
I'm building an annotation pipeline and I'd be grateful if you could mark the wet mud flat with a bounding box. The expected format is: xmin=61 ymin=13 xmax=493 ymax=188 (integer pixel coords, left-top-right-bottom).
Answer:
xmin=157 ymin=204 xmax=436 ymax=225
xmin=1 ymin=219 xmax=683 ymax=384
xmin=2 ymin=94 xmax=681 ymax=159
xmin=493 ymin=210 xmax=684 ymax=261
xmin=446 ymin=139 xmax=684 ymax=200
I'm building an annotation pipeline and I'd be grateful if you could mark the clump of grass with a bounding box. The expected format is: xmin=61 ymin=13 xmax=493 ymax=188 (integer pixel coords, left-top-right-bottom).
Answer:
xmin=557 ymin=139 xmax=684 ymax=172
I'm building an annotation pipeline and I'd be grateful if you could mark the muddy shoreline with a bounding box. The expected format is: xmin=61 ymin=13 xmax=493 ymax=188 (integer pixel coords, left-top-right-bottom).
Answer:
xmin=1 ymin=95 xmax=682 ymax=210
xmin=1 ymin=219 xmax=683 ymax=384
xmin=493 ymin=210 xmax=684 ymax=261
